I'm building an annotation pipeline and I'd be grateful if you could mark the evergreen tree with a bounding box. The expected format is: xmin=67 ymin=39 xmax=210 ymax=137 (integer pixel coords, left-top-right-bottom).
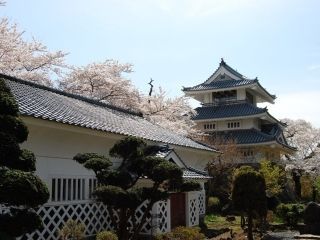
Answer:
xmin=232 ymin=166 xmax=267 ymax=240
xmin=0 ymin=78 xmax=49 ymax=239
xmin=74 ymin=137 xmax=200 ymax=240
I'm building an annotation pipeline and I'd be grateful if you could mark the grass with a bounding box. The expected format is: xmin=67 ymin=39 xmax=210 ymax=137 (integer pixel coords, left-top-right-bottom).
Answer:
xmin=205 ymin=214 xmax=242 ymax=232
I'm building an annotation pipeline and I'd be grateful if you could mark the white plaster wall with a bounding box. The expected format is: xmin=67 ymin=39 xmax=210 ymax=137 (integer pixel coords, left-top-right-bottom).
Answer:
xmin=196 ymin=118 xmax=261 ymax=132
xmin=237 ymin=88 xmax=246 ymax=100
xmin=21 ymin=120 xmax=121 ymax=188
xmin=203 ymin=93 xmax=212 ymax=104
xmin=174 ymin=147 xmax=214 ymax=171
xmin=21 ymin=117 xmax=216 ymax=185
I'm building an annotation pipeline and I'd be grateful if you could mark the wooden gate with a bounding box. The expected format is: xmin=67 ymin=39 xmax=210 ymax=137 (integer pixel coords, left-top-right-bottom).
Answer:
xmin=170 ymin=192 xmax=186 ymax=228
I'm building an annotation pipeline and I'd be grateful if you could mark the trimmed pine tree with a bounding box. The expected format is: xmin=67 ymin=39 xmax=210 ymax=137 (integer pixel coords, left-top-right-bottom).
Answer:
xmin=0 ymin=78 xmax=49 ymax=239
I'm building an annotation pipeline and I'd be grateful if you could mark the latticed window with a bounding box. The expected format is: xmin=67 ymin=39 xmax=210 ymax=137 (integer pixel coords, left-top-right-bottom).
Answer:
xmin=51 ymin=177 xmax=97 ymax=202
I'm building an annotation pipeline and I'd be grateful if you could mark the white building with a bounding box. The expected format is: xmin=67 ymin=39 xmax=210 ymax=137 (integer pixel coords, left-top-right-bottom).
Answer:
xmin=3 ymin=74 xmax=218 ymax=240
xmin=183 ymin=59 xmax=295 ymax=164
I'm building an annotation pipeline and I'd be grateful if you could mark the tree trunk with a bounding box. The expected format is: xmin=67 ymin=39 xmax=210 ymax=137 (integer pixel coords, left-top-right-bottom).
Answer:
xmin=247 ymin=212 xmax=254 ymax=240
xmin=240 ymin=214 xmax=245 ymax=229
xmin=117 ymin=208 xmax=130 ymax=240
xmin=131 ymin=201 xmax=154 ymax=240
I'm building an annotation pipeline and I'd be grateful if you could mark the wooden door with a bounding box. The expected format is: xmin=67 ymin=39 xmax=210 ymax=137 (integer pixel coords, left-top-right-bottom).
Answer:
xmin=170 ymin=192 xmax=186 ymax=228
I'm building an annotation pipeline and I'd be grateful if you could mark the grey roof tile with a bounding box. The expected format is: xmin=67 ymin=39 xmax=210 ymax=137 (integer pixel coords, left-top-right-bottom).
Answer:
xmin=183 ymin=60 xmax=276 ymax=100
xmin=183 ymin=169 xmax=211 ymax=179
xmin=3 ymin=75 xmax=216 ymax=152
xmin=212 ymin=128 xmax=275 ymax=144
xmin=193 ymin=102 xmax=266 ymax=120
xmin=183 ymin=79 xmax=256 ymax=91
xmin=211 ymin=128 xmax=295 ymax=151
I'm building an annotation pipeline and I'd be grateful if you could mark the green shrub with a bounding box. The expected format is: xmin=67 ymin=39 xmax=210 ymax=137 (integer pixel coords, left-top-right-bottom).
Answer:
xmin=207 ymin=197 xmax=221 ymax=213
xmin=275 ymin=203 xmax=305 ymax=227
xmin=96 ymin=231 xmax=118 ymax=240
xmin=155 ymin=226 xmax=205 ymax=240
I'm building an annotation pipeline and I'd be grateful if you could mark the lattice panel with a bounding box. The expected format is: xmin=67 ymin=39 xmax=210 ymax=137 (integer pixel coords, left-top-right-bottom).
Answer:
xmin=18 ymin=202 xmax=112 ymax=240
xmin=189 ymin=198 xmax=197 ymax=225
xmin=198 ymin=191 xmax=206 ymax=215
xmin=186 ymin=192 xmax=199 ymax=227
xmin=128 ymin=200 xmax=152 ymax=234
xmin=156 ymin=200 xmax=170 ymax=233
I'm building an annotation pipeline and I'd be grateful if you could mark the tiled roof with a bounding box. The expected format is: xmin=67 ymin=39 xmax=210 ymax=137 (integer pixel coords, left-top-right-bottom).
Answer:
xmin=183 ymin=169 xmax=211 ymax=180
xmin=211 ymin=127 xmax=295 ymax=151
xmin=155 ymin=147 xmax=211 ymax=180
xmin=183 ymin=79 xmax=256 ymax=91
xmin=213 ymin=129 xmax=275 ymax=144
xmin=3 ymin=74 xmax=216 ymax=152
xmin=193 ymin=102 xmax=266 ymax=120
xmin=183 ymin=59 xmax=276 ymax=100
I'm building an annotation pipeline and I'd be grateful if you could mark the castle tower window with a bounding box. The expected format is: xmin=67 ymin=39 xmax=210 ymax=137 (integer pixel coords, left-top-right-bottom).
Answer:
xmin=227 ymin=121 xmax=240 ymax=129
xmin=204 ymin=123 xmax=216 ymax=130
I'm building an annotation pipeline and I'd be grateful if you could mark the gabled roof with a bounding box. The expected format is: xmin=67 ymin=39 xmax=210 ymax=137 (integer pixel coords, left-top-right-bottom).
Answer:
xmin=155 ymin=146 xmax=211 ymax=180
xmin=3 ymin=74 xmax=217 ymax=153
xmin=193 ymin=102 xmax=266 ymax=120
xmin=183 ymin=59 xmax=276 ymax=102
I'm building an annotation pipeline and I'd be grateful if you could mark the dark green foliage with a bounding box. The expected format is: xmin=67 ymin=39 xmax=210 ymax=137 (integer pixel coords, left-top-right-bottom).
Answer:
xmin=73 ymin=152 xmax=107 ymax=165
xmin=207 ymin=197 xmax=221 ymax=213
xmin=151 ymin=161 xmax=183 ymax=183
xmin=109 ymin=136 xmax=146 ymax=162
xmin=18 ymin=149 xmax=36 ymax=172
xmin=232 ymin=166 xmax=267 ymax=215
xmin=0 ymin=115 xmax=28 ymax=143
xmin=84 ymin=157 xmax=112 ymax=172
xmin=0 ymin=132 xmax=20 ymax=165
xmin=75 ymin=137 xmax=199 ymax=240
xmin=275 ymin=203 xmax=304 ymax=227
xmin=0 ymin=92 xmax=19 ymax=116
xmin=0 ymin=209 xmax=43 ymax=237
xmin=0 ymin=78 xmax=49 ymax=237
xmin=0 ymin=169 xmax=49 ymax=207
xmin=232 ymin=166 xmax=267 ymax=240
xmin=0 ymin=79 xmax=10 ymax=92
xmin=180 ymin=181 xmax=201 ymax=192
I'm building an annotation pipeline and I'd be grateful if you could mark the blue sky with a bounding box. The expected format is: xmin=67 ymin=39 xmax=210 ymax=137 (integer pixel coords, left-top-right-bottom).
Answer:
xmin=2 ymin=0 xmax=320 ymax=126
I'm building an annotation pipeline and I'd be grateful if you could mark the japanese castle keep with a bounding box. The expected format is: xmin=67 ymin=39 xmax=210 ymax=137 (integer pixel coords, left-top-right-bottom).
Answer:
xmin=183 ymin=59 xmax=295 ymax=163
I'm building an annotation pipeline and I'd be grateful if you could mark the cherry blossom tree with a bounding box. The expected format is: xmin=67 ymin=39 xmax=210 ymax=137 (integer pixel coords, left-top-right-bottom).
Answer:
xmin=60 ymin=66 xmax=197 ymax=135
xmin=140 ymin=87 xmax=196 ymax=136
xmin=282 ymin=118 xmax=320 ymax=172
xmin=0 ymin=19 xmax=67 ymax=86
xmin=59 ymin=60 xmax=141 ymax=110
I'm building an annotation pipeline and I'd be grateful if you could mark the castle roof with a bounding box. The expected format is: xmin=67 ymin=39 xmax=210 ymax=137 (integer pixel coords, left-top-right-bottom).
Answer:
xmin=183 ymin=59 xmax=276 ymax=103
xmin=193 ymin=102 xmax=266 ymax=120
xmin=212 ymin=127 xmax=295 ymax=151
xmin=192 ymin=102 xmax=285 ymax=126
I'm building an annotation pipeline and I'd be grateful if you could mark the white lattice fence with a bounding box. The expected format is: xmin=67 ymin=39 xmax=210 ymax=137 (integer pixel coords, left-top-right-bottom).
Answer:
xmin=152 ymin=200 xmax=170 ymax=234
xmin=128 ymin=200 xmax=152 ymax=235
xmin=186 ymin=191 xmax=199 ymax=227
xmin=11 ymin=199 xmax=170 ymax=240
xmin=18 ymin=202 xmax=112 ymax=240
xmin=198 ymin=191 xmax=206 ymax=215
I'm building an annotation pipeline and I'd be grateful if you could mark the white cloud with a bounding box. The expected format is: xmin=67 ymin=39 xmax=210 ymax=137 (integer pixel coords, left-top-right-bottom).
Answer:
xmin=260 ymin=91 xmax=320 ymax=127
